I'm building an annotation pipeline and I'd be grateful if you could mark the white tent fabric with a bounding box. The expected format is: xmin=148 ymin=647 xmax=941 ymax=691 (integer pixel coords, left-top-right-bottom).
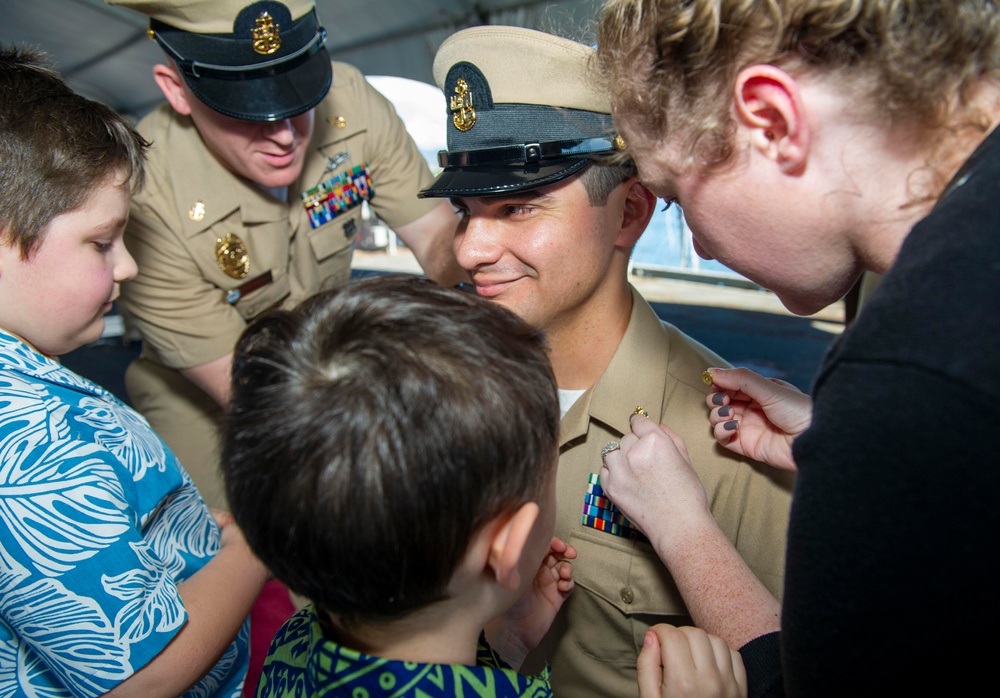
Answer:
xmin=0 ymin=0 xmax=605 ymax=119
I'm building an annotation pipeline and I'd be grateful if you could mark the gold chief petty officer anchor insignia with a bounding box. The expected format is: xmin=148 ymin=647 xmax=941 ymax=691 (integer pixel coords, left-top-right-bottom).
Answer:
xmin=252 ymin=12 xmax=281 ymax=55
xmin=450 ymin=79 xmax=475 ymax=132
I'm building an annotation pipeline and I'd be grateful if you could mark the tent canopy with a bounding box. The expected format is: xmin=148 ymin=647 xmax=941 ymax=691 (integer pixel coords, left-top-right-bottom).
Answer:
xmin=2 ymin=0 xmax=605 ymax=119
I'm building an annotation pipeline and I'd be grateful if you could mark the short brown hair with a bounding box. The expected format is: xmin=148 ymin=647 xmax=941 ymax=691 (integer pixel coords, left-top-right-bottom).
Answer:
xmin=221 ymin=274 xmax=560 ymax=625
xmin=579 ymin=159 xmax=639 ymax=206
xmin=0 ymin=46 xmax=148 ymax=258
xmin=597 ymin=0 xmax=1000 ymax=172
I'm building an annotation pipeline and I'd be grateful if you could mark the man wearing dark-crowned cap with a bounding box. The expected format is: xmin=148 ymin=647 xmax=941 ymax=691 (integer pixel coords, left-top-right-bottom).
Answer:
xmin=108 ymin=0 xmax=465 ymax=511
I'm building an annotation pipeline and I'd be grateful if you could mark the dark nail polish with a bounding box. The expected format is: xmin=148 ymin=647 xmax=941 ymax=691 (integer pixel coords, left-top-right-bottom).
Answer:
xmin=719 ymin=406 xmax=731 ymax=417
xmin=724 ymin=420 xmax=738 ymax=431
xmin=711 ymin=393 xmax=726 ymax=406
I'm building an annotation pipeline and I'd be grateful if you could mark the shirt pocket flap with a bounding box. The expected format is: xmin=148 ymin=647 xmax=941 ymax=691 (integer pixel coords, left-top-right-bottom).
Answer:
xmin=568 ymin=532 xmax=689 ymax=616
xmin=307 ymin=214 xmax=355 ymax=262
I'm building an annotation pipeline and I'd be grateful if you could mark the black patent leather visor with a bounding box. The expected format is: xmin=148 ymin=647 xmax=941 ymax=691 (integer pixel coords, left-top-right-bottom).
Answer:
xmin=419 ymin=158 xmax=591 ymax=198
xmin=183 ymin=46 xmax=332 ymax=121
xmin=152 ymin=17 xmax=332 ymax=121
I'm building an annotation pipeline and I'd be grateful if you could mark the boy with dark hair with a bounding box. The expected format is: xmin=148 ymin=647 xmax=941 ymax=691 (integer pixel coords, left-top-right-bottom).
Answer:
xmin=0 ymin=45 xmax=268 ymax=696
xmin=221 ymin=274 xmax=576 ymax=696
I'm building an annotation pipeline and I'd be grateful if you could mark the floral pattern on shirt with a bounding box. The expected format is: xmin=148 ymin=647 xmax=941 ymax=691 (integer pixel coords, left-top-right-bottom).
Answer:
xmin=0 ymin=330 xmax=248 ymax=697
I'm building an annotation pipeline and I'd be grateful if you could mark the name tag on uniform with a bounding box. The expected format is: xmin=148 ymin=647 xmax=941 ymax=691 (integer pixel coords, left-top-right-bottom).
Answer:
xmin=300 ymin=163 xmax=374 ymax=229
xmin=581 ymin=473 xmax=649 ymax=543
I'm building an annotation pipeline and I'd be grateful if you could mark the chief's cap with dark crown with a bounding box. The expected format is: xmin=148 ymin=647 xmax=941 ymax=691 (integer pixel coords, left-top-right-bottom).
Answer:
xmin=419 ymin=25 xmax=623 ymax=199
xmin=108 ymin=0 xmax=331 ymax=121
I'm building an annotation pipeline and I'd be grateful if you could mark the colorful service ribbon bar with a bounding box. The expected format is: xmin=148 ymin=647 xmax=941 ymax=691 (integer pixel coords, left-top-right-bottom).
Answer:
xmin=581 ymin=472 xmax=649 ymax=543
xmin=301 ymin=163 xmax=374 ymax=229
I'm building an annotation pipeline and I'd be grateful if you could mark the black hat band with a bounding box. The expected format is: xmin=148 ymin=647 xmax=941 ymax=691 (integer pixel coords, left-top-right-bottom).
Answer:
xmin=439 ymin=136 xmax=619 ymax=168
xmin=151 ymin=16 xmax=325 ymax=80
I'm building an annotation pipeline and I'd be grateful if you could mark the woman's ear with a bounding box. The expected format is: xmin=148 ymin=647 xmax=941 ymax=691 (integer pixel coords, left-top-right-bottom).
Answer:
xmin=734 ymin=64 xmax=811 ymax=175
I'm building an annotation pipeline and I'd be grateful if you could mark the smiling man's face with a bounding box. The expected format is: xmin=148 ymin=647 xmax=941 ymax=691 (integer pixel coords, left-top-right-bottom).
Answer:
xmin=182 ymin=81 xmax=315 ymax=189
xmin=451 ymin=174 xmax=625 ymax=333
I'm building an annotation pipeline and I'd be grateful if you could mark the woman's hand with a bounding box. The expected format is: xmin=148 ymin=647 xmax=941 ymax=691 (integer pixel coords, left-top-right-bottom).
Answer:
xmin=600 ymin=414 xmax=713 ymax=557
xmin=705 ymin=367 xmax=812 ymax=471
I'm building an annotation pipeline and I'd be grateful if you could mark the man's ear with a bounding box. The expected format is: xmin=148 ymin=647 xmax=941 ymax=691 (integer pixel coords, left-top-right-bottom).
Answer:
xmin=733 ymin=64 xmax=810 ymax=175
xmin=614 ymin=179 xmax=656 ymax=248
xmin=485 ymin=502 xmax=540 ymax=592
xmin=153 ymin=63 xmax=193 ymax=116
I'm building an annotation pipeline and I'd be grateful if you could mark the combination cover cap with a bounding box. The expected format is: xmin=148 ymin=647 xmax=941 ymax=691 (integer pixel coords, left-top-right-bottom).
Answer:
xmin=420 ymin=25 xmax=624 ymax=199
xmin=110 ymin=0 xmax=332 ymax=121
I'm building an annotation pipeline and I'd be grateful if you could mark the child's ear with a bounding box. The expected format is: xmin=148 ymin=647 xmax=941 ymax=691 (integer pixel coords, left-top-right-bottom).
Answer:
xmin=153 ymin=63 xmax=194 ymax=117
xmin=485 ymin=502 xmax=540 ymax=592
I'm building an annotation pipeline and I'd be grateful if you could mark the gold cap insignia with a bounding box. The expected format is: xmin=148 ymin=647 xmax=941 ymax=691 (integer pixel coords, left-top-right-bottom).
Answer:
xmin=188 ymin=201 xmax=206 ymax=221
xmin=215 ymin=232 xmax=251 ymax=279
xmin=252 ymin=12 xmax=281 ymax=55
xmin=613 ymin=134 xmax=627 ymax=151
xmin=450 ymin=79 xmax=476 ymax=132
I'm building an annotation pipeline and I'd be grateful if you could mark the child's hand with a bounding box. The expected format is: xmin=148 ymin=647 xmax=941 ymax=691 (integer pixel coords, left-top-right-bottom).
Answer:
xmin=485 ymin=537 xmax=577 ymax=670
xmin=638 ymin=625 xmax=747 ymax=698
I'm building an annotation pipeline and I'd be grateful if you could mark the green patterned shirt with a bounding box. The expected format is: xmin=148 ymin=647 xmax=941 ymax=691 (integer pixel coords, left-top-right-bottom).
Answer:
xmin=258 ymin=606 xmax=554 ymax=697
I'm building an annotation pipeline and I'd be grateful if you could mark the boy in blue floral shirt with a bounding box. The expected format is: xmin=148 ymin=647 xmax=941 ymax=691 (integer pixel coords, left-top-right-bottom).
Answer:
xmin=0 ymin=46 xmax=269 ymax=697
xmin=221 ymin=275 xmax=577 ymax=697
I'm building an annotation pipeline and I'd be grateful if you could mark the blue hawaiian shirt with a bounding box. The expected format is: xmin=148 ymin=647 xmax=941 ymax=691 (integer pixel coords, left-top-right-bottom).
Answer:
xmin=0 ymin=330 xmax=249 ymax=697
xmin=258 ymin=606 xmax=554 ymax=697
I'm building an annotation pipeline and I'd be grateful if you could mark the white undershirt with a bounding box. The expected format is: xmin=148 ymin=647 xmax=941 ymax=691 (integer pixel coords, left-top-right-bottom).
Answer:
xmin=558 ymin=388 xmax=587 ymax=420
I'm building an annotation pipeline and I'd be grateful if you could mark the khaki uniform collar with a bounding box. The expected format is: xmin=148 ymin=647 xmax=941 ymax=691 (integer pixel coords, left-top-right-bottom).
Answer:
xmin=167 ymin=114 xmax=290 ymax=238
xmin=560 ymin=287 xmax=669 ymax=446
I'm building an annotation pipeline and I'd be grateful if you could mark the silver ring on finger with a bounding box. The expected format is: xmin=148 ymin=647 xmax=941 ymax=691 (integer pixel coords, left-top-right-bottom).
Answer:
xmin=601 ymin=441 xmax=621 ymax=469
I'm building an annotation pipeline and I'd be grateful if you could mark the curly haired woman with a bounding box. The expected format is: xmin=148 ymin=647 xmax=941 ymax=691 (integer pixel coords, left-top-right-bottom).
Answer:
xmin=594 ymin=2 xmax=1000 ymax=695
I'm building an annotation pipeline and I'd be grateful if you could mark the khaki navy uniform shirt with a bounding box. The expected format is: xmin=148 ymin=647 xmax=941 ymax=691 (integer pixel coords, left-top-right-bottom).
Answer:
xmin=121 ymin=62 xmax=438 ymax=508
xmin=524 ymin=289 xmax=795 ymax=698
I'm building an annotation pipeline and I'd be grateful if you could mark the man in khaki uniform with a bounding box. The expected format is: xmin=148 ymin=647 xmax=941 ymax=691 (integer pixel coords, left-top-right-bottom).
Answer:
xmin=109 ymin=0 xmax=464 ymax=509
xmin=420 ymin=26 xmax=795 ymax=697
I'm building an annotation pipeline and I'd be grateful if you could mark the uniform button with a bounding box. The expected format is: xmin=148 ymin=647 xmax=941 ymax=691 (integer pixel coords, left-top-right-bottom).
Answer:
xmin=620 ymin=587 xmax=634 ymax=604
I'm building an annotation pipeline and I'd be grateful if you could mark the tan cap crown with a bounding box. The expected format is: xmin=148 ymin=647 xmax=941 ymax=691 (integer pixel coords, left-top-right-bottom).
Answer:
xmin=432 ymin=25 xmax=609 ymax=115
xmin=107 ymin=0 xmax=314 ymax=33
xmin=420 ymin=26 xmax=621 ymax=199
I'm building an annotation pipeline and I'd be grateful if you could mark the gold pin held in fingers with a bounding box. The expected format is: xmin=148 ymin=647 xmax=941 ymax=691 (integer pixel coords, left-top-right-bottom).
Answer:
xmin=701 ymin=370 xmax=714 ymax=386
xmin=632 ymin=406 xmax=647 ymax=417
